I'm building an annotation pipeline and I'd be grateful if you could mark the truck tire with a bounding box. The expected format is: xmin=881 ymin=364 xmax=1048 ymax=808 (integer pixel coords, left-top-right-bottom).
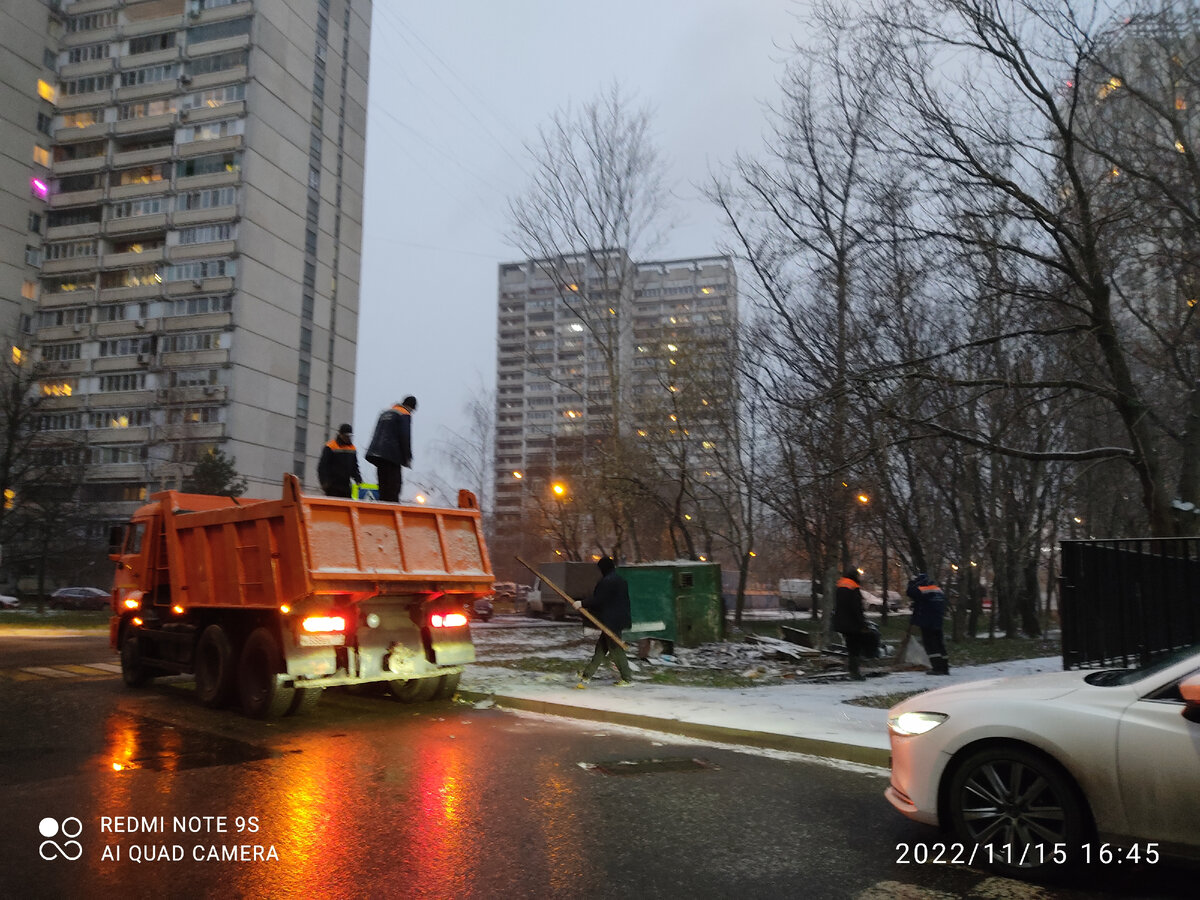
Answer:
xmin=388 ymin=676 xmax=439 ymax=703
xmin=195 ymin=624 xmax=237 ymax=708
xmin=120 ymin=626 xmax=152 ymax=687
xmin=286 ymin=686 xmax=324 ymax=716
xmin=432 ymin=671 xmax=461 ymax=700
xmin=238 ymin=627 xmax=295 ymax=718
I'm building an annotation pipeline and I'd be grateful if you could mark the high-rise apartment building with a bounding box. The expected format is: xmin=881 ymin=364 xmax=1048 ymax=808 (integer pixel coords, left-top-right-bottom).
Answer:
xmin=494 ymin=251 xmax=737 ymax=542
xmin=2 ymin=0 xmax=369 ymax=539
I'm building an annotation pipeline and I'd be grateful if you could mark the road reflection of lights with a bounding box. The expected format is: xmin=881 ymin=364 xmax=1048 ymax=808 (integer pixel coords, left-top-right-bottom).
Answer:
xmin=532 ymin=769 xmax=592 ymax=895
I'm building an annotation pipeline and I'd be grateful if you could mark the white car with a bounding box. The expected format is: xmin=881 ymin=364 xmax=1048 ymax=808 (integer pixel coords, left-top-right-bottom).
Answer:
xmin=0 ymin=594 xmax=18 ymax=610
xmin=886 ymin=644 xmax=1200 ymax=878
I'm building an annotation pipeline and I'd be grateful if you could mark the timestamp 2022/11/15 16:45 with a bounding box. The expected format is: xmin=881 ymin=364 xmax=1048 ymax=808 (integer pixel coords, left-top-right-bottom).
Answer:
xmin=894 ymin=842 xmax=1162 ymax=867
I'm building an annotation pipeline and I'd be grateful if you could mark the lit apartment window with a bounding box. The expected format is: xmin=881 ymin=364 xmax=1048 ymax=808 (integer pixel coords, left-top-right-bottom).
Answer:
xmin=112 ymin=237 xmax=165 ymax=254
xmin=100 ymin=267 xmax=162 ymax=288
xmin=119 ymin=99 xmax=174 ymax=120
xmin=41 ymin=379 xmax=78 ymax=397
xmin=37 ymin=79 xmax=56 ymax=102
xmin=168 ymin=406 xmax=223 ymax=425
xmin=42 ymin=276 xmax=96 ymax=295
xmin=90 ymin=409 xmax=151 ymax=429
xmin=61 ymin=109 xmax=102 ymax=128
xmin=22 ymin=281 xmax=38 ymax=301
xmin=33 ymin=145 xmax=50 ymax=167
xmin=113 ymin=164 xmax=168 ymax=186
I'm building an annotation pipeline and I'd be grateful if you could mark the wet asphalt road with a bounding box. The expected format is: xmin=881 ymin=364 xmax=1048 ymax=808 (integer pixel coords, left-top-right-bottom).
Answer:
xmin=0 ymin=633 xmax=1193 ymax=899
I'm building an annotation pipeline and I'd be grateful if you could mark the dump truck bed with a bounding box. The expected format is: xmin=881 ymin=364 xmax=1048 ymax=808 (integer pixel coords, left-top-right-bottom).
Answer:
xmin=153 ymin=475 xmax=492 ymax=609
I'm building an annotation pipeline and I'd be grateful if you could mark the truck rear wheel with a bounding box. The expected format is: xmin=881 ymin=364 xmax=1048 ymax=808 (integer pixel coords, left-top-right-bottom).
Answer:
xmin=120 ymin=626 xmax=152 ymax=687
xmin=195 ymin=624 xmax=237 ymax=708
xmin=432 ymin=671 xmax=461 ymax=700
xmin=388 ymin=676 xmax=439 ymax=703
xmin=238 ymin=627 xmax=294 ymax=718
xmin=286 ymin=686 xmax=324 ymax=716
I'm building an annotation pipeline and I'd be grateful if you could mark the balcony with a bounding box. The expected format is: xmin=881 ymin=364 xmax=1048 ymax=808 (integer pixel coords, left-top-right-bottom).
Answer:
xmin=171 ymin=204 xmax=238 ymax=227
xmin=114 ymin=113 xmax=177 ymax=137
xmin=49 ymin=188 xmax=105 ymax=208
xmin=103 ymin=248 xmax=166 ymax=269
xmin=166 ymin=275 xmax=233 ymax=295
xmin=105 ymin=213 xmax=169 ymax=237
xmin=109 ymin=181 xmax=169 ymax=201
xmin=112 ymin=145 xmax=174 ymax=168
xmin=169 ymin=240 xmax=235 ymax=262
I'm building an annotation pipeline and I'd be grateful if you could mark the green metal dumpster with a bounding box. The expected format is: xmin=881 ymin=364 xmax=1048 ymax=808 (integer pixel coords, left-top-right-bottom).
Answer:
xmin=620 ymin=561 xmax=724 ymax=648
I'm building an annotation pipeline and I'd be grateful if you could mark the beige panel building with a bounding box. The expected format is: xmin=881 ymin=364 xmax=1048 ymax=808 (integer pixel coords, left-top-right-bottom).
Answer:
xmin=494 ymin=252 xmax=738 ymax=531
xmin=2 ymin=0 xmax=371 ymax=537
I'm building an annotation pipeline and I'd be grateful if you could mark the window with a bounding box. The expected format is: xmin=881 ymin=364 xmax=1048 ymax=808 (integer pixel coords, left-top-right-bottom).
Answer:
xmin=91 ymin=409 xmax=151 ymax=429
xmin=36 ymin=112 xmax=53 ymax=135
xmin=119 ymin=99 xmax=174 ymax=120
xmin=179 ymin=83 xmax=245 ymax=110
xmin=128 ymin=33 xmax=177 ymax=55
xmin=177 ymin=223 xmax=234 ymax=245
xmin=43 ymin=240 xmax=97 ymax=261
xmin=120 ymin=64 xmax=177 ymax=87
xmin=37 ymin=308 xmax=90 ymax=328
xmin=98 ymin=373 xmax=148 ymax=393
xmin=113 ymin=164 xmax=167 ymax=186
xmin=38 ymin=412 xmax=86 ymax=432
xmin=40 ymin=343 xmax=82 ymax=361
xmin=22 ymin=281 xmax=38 ymax=301
xmin=40 ymin=379 xmax=78 ymax=397
xmin=176 ymin=152 xmax=239 ymax=178
xmin=178 ymin=186 xmax=237 ymax=210
xmin=165 ymin=295 xmax=233 ymax=316
xmin=33 ymin=145 xmax=50 ymax=167
xmin=67 ymin=42 xmax=111 ymax=64
xmin=100 ymin=266 xmax=162 ymax=288
xmin=67 ymin=11 xmax=118 ymax=32
xmin=170 ymin=368 xmax=218 ymax=387
xmin=61 ymin=109 xmax=102 ymax=128
xmin=28 ymin=212 xmax=42 ymax=233
xmin=48 ymin=207 xmax=102 ymax=227
xmin=91 ymin=446 xmax=148 ymax=465
xmin=168 ymin=406 xmax=223 ymax=425
xmin=98 ymin=337 xmax=153 ymax=357
xmin=111 ymin=196 xmax=164 ymax=218
xmin=25 ymin=245 xmax=40 ymax=266
xmin=42 ymin=276 xmax=96 ymax=295
xmin=166 ymin=259 xmax=234 ymax=282
xmin=55 ymin=172 xmax=103 ymax=193
xmin=187 ymin=49 xmax=248 ymax=77
xmin=187 ymin=18 xmax=252 ymax=44
xmin=112 ymin=238 xmax=164 ymax=254
xmin=170 ymin=331 xmax=222 ymax=352
xmin=60 ymin=74 xmax=113 ymax=96
xmin=177 ymin=118 xmax=244 ymax=142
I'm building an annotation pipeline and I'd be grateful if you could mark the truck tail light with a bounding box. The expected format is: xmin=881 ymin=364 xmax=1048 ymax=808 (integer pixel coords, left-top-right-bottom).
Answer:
xmin=430 ymin=612 xmax=468 ymax=628
xmin=302 ymin=615 xmax=346 ymax=633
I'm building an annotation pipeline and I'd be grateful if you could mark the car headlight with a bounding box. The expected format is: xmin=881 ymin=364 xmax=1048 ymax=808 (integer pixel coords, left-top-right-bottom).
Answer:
xmin=887 ymin=711 xmax=948 ymax=736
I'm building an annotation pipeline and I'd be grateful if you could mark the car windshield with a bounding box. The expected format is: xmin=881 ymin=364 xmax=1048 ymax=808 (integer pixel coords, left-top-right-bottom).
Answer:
xmin=1084 ymin=643 xmax=1200 ymax=686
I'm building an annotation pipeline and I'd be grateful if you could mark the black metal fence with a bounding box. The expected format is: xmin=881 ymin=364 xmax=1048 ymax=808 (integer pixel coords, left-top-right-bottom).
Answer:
xmin=1060 ymin=538 xmax=1200 ymax=669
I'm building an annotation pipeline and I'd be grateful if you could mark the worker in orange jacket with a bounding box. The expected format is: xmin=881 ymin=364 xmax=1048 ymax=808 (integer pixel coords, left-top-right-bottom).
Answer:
xmin=317 ymin=423 xmax=361 ymax=498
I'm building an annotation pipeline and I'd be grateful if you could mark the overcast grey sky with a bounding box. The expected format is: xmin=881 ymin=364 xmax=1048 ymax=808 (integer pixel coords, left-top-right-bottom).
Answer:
xmin=354 ymin=1 xmax=808 ymax=500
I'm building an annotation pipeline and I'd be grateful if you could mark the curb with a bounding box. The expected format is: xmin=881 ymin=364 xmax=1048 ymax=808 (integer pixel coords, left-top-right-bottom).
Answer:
xmin=457 ymin=689 xmax=891 ymax=769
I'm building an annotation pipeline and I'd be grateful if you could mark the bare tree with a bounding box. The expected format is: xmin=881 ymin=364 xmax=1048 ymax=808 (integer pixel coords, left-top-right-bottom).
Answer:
xmin=507 ymin=83 xmax=673 ymax=557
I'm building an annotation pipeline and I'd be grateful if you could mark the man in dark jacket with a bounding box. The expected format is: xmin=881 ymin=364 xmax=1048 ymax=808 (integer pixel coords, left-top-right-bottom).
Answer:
xmin=907 ymin=573 xmax=950 ymax=675
xmin=317 ymin=423 xmax=361 ymax=498
xmin=366 ymin=396 xmax=416 ymax=502
xmin=833 ymin=568 xmax=870 ymax=680
xmin=574 ymin=556 xmax=634 ymax=687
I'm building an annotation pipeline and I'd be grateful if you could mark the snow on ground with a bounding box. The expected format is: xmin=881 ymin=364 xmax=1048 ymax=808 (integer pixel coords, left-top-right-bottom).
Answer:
xmin=463 ymin=617 xmax=1065 ymax=756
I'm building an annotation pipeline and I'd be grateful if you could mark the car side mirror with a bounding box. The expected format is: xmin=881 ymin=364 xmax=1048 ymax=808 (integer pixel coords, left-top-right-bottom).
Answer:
xmin=1181 ymin=674 xmax=1200 ymax=724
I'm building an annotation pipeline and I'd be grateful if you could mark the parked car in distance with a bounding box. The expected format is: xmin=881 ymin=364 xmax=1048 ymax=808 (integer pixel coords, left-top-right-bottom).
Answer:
xmin=49 ymin=586 xmax=110 ymax=611
xmin=0 ymin=595 xmax=19 ymax=610
xmin=466 ymin=594 xmax=494 ymax=622
xmin=886 ymin=643 xmax=1200 ymax=879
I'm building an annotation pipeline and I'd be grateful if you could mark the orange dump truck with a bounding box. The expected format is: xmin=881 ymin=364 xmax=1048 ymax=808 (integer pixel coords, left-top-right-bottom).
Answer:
xmin=107 ymin=474 xmax=492 ymax=717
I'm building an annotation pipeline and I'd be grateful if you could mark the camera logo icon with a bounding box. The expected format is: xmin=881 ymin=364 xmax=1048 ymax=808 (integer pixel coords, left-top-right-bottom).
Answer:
xmin=39 ymin=817 xmax=83 ymax=861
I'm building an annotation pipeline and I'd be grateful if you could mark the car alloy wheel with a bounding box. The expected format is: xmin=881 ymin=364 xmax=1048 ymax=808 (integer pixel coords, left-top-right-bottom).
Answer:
xmin=947 ymin=744 xmax=1089 ymax=876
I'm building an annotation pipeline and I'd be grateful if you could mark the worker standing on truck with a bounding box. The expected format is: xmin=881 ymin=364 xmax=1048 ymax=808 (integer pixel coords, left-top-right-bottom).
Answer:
xmin=574 ymin=556 xmax=634 ymax=688
xmin=366 ymin=396 xmax=416 ymax=502
xmin=317 ymin=423 xmax=361 ymax=498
